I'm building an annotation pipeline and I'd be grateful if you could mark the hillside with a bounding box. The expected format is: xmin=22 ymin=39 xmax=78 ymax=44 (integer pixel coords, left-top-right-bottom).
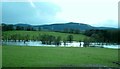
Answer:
xmin=37 ymin=22 xmax=95 ymax=31
xmin=2 ymin=22 xmax=117 ymax=32
xmin=3 ymin=30 xmax=90 ymax=41
xmin=35 ymin=22 xmax=116 ymax=31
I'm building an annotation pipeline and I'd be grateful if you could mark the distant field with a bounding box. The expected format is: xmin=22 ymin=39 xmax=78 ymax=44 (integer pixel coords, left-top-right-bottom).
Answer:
xmin=2 ymin=45 xmax=119 ymax=67
xmin=3 ymin=30 xmax=89 ymax=41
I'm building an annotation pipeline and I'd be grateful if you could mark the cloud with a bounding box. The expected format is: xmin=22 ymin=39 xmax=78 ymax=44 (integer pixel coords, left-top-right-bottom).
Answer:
xmin=2 ymin=0 xmax=118 ymax=28
xmin=94 ymin=20 xmax=118 ymax=28
xmin=2 ymin=2 xmax=61 ymax=24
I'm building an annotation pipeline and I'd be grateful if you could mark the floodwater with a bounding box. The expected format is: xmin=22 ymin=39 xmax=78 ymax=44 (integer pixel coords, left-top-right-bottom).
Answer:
xmin=2 ymin=41 xmax=83 ymax=47
xmin=2 ymin=40 xmax=120 ymax=49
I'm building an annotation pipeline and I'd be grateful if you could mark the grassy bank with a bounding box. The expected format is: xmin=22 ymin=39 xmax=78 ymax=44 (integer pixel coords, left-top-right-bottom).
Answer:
xmin=2 ymin=30 xmax=89 ymax=41
xmin=2 ymin=45 xmax=119 ymax=67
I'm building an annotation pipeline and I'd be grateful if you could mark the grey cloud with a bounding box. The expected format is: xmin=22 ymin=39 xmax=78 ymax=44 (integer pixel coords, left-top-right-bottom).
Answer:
xmin=2 ymin=2 xmax=61 ymax=25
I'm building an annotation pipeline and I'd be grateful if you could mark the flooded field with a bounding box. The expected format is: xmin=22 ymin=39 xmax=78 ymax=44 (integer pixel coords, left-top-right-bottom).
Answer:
xmin=2 ymin=40 xmax=119 ymax=49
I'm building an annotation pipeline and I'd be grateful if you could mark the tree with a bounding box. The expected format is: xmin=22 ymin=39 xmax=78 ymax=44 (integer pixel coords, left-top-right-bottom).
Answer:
xmin=83 ymin=37 xmax=91 ymax=47
xmin=63 ymin=38 xmax=67 ymax=46
xmin=16 ymin=26 xmax=23 ymax=30
xmin=84 ymin=29 xmax=120 ymax=45
xmin=74 ymin=29 xmax=80 ymax=34
xmin=40 ymin=34 xmax=47 ymax=44
xmin=69 ymin=29 xmax=74 ymax=33
xmin=48 ymin=35 xmax=55 ymax=45
xmin=67 ymin=35 xmax=73 ymax=43
xmin=23 ymin=34 xmax=29 ymax=42
xmin=40 ymin=34 xmax=56 ymax=44
xmin=63 ymin=28 xmax=69 ymax=33
xmin=2 ymin=23 xmax=14 ymax=31
xmin=54 ymin=36 xmax=61 ymax=46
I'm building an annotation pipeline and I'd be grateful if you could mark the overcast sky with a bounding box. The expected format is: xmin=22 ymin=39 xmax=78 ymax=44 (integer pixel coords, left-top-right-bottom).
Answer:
xmin=2 ymin=0 xmax=119 ymax=28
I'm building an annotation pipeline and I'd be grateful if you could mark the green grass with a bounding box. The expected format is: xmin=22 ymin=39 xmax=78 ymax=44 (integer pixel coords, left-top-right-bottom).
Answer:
xmin=0 ymin=46 xmax=2 ymax=68
xmin=3 ymin=30 xmax=89 ymax=41
xmin=2 ymin=45 xmax=119 ymax=67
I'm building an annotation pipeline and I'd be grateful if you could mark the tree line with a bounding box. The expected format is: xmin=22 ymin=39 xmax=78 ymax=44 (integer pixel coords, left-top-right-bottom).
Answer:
xmin=2 ymin=23 xmax=38 ymax=31
xmin=84 ymin=29 xmax=120 ymax=44
xmin=2 ymin=33 xmax=74 ymax=46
